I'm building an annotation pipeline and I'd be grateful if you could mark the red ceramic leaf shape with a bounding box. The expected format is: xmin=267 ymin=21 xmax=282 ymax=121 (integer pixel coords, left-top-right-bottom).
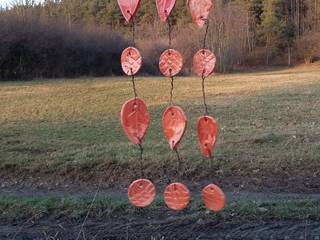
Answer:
xmin=164 ymin=182 xmax=191 ymax=211
xmin=121 ymin=47 xmax=142 ymax=76
xmin=162 ymin=106 xmax=187 ymax=150
xmin=121 ymin=98 xmax=150 ymax=145
xmin=193 ymin=49 xmax=216 ymax=78
xmin=159 ymin=49 xmax=183 ymax=77
xmin=188 ymin=0 xmax=213 ymax=28
xmin=128 ymin=179 xmax=156 ymax=208
xmin=198 ymin=116 xmax=218 ymax=158
xmin=156 ymin=0 xmax=176 ymax=22
xmin=117 ymin=0 xmax=141 ymax=23
xmin=201 ymin=184 xmax=225 ymax=212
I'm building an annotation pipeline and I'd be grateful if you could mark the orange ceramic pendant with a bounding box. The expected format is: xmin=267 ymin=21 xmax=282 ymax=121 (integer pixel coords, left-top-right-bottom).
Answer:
xmin=128 ymin=179 xmax=156 ymax=208
xmin=162 ymin=106 xmax=187 ymax=150
xmin=156 ymin=0 xmax=176 ymax=22
xmin=188 ymin=0 xmax=213 ymax=28
xmin=164 ymin=183 xmax=191 ymax=211
xmin=198 ymin=116 xmax=218 ymax=158
xmin=201 ymin=184 xmax=225 ymax=212
xmin=117 ymin=0 xmax=141 ymax=22
xmin=193 ymin=49 xmax=216 ymax=78
xmin=121 ymin=98 xmax=150 ymax=145
xmin=159 ymin=49 xmax=183 ymax=77
xmin=121 ymin=47 xmax=142 ymax=76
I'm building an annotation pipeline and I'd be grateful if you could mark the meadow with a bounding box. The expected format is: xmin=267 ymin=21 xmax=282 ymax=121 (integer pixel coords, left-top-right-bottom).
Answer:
xmin=1 ymin=65 xmax=320 ymax=193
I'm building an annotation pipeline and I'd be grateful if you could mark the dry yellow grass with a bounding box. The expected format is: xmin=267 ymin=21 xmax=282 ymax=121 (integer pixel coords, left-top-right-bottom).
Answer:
xmin=0 ymin=66 xmax=320 ymax=191
xmin=0 ymin=66 xmax=318 ymax=123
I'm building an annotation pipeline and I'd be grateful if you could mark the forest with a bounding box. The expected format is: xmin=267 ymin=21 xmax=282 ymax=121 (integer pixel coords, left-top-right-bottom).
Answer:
xmin=0 ymin=0 xmax=319 ymax=80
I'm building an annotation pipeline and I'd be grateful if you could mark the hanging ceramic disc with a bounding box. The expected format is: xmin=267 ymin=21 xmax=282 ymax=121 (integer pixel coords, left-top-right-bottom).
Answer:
xmin=121 ymin=98 xmax=150 ymax=145
xmin=117 ymin=0 xmax=141 ymax=23
xmin=162 ymin=106 xmax=187 ymax=150
xmin=193 ymin=49 xmax=216 ymax=78
xmin=198 ymin=116 xmax=218 ymax=158
xmin=159 ymin=49 xmax=183 ymax=77
xmin=121 ymin=47 xmax=142 ymax=76
xmin=164 ymin=182 xmax=191 ymax=211
xmin=188 ymin=0 xmax=213 ymax=28
xmin=156 ymin=0 xmax=176 ymax=22
xmin=201 ymin=184 xmax=225 ymax=212
xmin=128 ymin=179 xmax=156 ymax=208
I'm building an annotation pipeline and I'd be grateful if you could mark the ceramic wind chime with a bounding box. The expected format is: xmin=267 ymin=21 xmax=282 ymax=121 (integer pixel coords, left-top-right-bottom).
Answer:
xmin=158 ymin=0 xmax=191 ymax=211
xmin=189 ymin=0 xmax=225 ymax=213
xmin=118 ymin=0 xmax=225 ymax=213
xmin=118 ymin=0 xmax=156 ymax=208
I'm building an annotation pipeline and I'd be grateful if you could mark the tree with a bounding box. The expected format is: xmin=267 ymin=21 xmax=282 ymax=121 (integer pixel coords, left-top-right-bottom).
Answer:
xmin=259 ymin=0 xmax=286 ymax=64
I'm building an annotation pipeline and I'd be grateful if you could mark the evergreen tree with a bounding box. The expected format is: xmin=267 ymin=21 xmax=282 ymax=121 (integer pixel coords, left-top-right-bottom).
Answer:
xmin=259 ymin=0 xmax=286 ymax=64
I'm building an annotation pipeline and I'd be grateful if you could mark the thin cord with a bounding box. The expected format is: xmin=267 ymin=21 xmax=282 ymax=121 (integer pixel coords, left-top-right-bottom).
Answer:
xmin=202 ymin=73 xmax=209 ymax=116
xmin=162 ymin=159 xmax=171 ymax=184
xmin=201 ymin=18 xmax=210 ymax=116
xmin=130 ymin=68 xmax=138 ymax=112
xmin=202 ymin=18 xmax=213 ymax=161
xmin=202 ymin=19 xmax=209 ymax=49
xmin=167 ymin=13 xmax=172 ymax=47
xmin=138 ymin=143 xmax=144 ymax=178
xmin=209 ymin=153 xmax=214 ymax=168
xmin=174 ymin=148 xmax=182 ymax=175
xmin=131 ymin=71 xmax=138 ymax=100
xmin=131 ymin=17 xmax=135 ymax=45
xmin=169 ymin=74 xmax=174 ymax=105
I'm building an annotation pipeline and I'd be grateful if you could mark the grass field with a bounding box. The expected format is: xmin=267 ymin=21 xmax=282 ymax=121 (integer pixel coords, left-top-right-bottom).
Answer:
xmin=1 ymin=65 xmax=320 ymax=192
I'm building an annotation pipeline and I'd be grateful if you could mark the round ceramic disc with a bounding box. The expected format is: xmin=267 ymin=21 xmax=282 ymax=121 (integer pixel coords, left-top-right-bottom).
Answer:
xmin=128 ymin=179 xmax=156 ymax=208
xmin=159 ymin=49 xmax=183 ymax=77
xmin=162 ymin=106 xmax=188 ymax=150
xmin=198 ymin=116 xmax=218 ymax=158
xmin=120 ymin=98 xmax=150 ymax=145
xmin=193 ymin=49 xmax=216 ymax=77
xmin=201 ymin=184 xmax=225 ymax=212
xmin=121 ymin=47 xmax=142 ymax=76
xmin=164 ymin=183 xmax=191 ymax=211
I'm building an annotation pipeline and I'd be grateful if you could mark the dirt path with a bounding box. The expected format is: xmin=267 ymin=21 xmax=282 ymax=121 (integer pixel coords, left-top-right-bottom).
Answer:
xmin=1 ymin=213 xmax=320 ymax=240
xmin=1 ymin=187 xmax=320 ymax=239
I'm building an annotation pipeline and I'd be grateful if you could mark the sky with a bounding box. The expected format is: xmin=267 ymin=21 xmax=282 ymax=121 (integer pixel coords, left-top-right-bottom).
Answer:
xmin=0 ymin=0 xmax=43 ymax=7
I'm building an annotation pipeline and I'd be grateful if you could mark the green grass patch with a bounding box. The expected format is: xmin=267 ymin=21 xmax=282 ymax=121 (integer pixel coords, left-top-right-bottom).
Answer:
xmin=1 ymin=195 xmax=320 ymax=222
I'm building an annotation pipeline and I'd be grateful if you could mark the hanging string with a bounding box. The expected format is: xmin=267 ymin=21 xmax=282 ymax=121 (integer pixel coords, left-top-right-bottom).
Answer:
xmin=165 ymin=11 xmax=172 ymax=47
xmin=129 ymin=16 xmax=145 ymax=178
xmin=174 ymin=149 xmax=182 ymax=176
xmin=128 ymin=15 xmax=138 ymax=104
xmin=169 ymin=72 xmax=174 ymax=105
xmin=201 ymin=19 xmax=210 ymax=116
xmin=202 ymin=18 xmax=209 ymax=49
xmin=166 ymin=11 xmax=174 ymax=105
xmin=166 ymin=12 xmax=174 ymax=106
xmin=131 ymin=15 xmax=136 ymax=45
xmin=162 ymin=159 xmax=171 ymax=184
xmin=130 ymin=69 xmax=138 ymax=99
xmin=202 ymin=73 xmax=209 ymax=116
xmin=201 ymin=18 xmax=214 ymax=163
xmin=138 ymin=143 xmax=144 ymax=178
